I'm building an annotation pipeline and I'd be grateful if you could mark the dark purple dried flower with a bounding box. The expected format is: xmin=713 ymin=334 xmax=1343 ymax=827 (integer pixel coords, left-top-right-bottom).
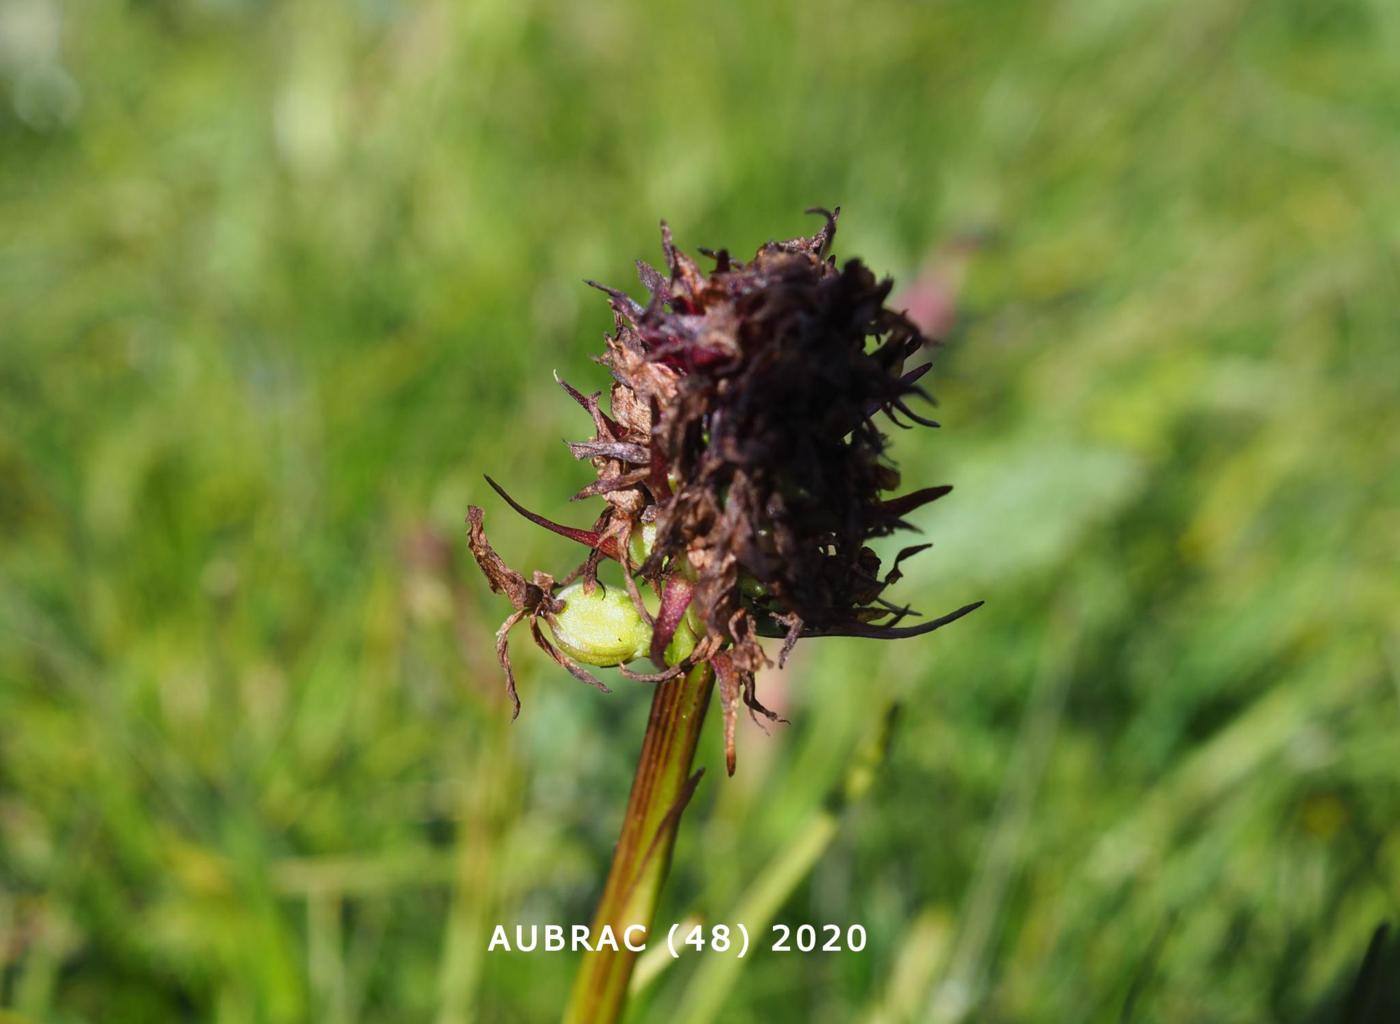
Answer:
xmin=467 ymin=209 xmax=980 ymax=771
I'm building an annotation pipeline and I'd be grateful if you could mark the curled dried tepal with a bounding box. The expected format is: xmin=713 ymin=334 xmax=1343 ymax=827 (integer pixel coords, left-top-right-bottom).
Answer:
xmin=466 ymin=208 xmax=981 ymax=772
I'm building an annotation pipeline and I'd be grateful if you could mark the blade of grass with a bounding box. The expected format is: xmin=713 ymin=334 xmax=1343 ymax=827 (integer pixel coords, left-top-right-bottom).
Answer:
xmin=671 ymin=704 xmax=902 ymax=1024
xmin=928 ymin=609 xmax=1079 ymax=1022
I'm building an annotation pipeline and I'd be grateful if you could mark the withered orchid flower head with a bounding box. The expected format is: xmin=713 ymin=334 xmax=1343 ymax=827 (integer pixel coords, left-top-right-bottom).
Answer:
xmin=467 ymin=208 xmax=981 ymax=772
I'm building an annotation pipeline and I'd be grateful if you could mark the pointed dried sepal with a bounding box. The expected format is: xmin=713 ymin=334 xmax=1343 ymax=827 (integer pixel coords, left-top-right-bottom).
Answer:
xmin=879 ymin=486 xmax=953 ymax=518
xmin=797 ymin=600 xmax=984 ymax=640
xmin=483 ymin=475 xmax=623 ymax=560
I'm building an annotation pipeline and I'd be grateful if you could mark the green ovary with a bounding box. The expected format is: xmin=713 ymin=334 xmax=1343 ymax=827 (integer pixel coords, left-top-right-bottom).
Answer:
xmin=627 ymin=522 xmax=658 ymax=566
xmin=546 ymin=579 xmax=696 ymax=668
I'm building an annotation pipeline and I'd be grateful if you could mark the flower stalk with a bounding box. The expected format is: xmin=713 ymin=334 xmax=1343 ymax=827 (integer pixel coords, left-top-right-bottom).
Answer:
xmin=563 ymin=660 xmax=714 ymax=1024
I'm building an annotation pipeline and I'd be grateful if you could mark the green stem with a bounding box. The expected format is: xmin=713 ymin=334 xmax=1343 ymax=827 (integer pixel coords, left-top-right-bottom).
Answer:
xmin=564 ymin=661 xmax=715 ymax=1024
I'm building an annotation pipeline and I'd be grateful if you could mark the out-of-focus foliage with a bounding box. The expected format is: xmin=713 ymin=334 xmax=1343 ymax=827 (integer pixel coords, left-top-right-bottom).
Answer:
xmin=2 ymin=0 xmax=1397 ymax=1020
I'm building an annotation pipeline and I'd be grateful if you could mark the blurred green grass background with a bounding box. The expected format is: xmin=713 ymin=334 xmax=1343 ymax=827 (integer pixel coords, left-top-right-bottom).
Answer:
xmin=2 ymin=0 xmax=1399 ymax=1020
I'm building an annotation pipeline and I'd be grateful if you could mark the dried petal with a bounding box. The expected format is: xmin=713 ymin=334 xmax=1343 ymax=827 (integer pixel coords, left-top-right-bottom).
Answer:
xmin=650 ymin=576 xmax=694 ymax=669
xmin=467 ymin=506 xmax=531 ymax=610
xmin=567 ymin=440 xmax=651 ymax=465
xmin=713 ymin=651 xmax=740 ymax=776
xmin=494 ymin=608 xmax=526 ymax=719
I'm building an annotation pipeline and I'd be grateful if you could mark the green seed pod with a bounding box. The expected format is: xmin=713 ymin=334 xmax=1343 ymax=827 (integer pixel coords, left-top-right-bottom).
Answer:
xmin=547 ymin=582 xmax=652 ymax=667
xmin=546 ymin=579 xmax=701 ymax=668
